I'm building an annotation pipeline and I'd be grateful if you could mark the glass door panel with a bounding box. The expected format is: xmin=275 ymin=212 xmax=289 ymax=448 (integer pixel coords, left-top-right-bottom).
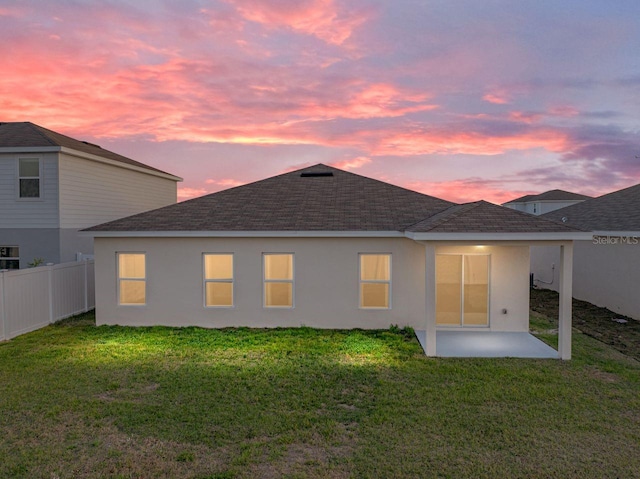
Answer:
xmin=436 ymin=255 xmax=462 ymax=325
xmin=463 ymin=255 xmax=489 ymax=326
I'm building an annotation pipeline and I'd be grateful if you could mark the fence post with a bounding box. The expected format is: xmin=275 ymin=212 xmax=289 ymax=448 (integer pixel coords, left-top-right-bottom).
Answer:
xmin=84 ymin=260 xmax=88 ymax=313
xmin=48 ymin=265 xmax=54 ymax=324
xmin=0 ymin=270 xmax=6 ymax=341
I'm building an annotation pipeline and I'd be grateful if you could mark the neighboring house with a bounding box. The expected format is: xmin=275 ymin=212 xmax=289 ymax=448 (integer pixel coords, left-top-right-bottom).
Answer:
xmin=0 ymin=122 xmax=182 ymax=269
xmin=503 ymin=190 xmax=591 ymax=215
xmin=85 ymin=164 xmax=588 ymax=358
xmin=531 ymin=183 xmax=640 ymax=320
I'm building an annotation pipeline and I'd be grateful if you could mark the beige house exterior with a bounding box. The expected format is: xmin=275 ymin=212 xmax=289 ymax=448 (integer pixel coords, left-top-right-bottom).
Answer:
xmin=0 ymin=122 xmax=181 ymax=268
xmin=87 ymin=165 xmax=589 ymax=358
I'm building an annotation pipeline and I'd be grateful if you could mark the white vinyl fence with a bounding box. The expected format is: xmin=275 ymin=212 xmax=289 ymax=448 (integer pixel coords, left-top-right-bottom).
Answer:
xmin=0 ymin=260 xmax=95 ymax=341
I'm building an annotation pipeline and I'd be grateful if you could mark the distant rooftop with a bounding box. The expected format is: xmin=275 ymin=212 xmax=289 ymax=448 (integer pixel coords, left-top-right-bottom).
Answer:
xmin=0 ymin=121 xmax=180 ymax=179
xmin=504 ymin=189 xmax=591 ymax=204
xmin=543 ymin=183 xmax=640 ymax=231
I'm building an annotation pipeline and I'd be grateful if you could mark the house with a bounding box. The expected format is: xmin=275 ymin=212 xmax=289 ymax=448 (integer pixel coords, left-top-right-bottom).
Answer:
xmin=531 ymin=183 xmax=640 ymax=320
xmin=0 ymin=122 xmax=182 ymax=269
xmin=85 ymin=164 xmax=589 ymax=358
xmin=503 ymin=190 xmax=591 ymax=215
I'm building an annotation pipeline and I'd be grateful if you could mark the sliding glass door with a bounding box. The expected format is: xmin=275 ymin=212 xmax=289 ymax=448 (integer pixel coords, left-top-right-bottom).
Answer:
xmin=436 ymin=254 xmax=489 ymax=327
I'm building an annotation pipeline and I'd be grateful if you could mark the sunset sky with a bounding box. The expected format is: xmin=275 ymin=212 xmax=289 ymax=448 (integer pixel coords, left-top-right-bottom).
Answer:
xmin=2 ymin=0 xmax=639 ymax=203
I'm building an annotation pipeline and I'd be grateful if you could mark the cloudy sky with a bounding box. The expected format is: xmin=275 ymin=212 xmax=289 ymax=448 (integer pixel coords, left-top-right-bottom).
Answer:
xmin=2 ymin=0 xmax=639 ymax=203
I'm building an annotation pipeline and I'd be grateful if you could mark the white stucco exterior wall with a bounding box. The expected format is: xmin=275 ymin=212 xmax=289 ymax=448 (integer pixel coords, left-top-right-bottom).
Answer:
xmin=95 ymin=236 xmax=427 ymax=330
xmin=94 ymin=237 xmax=533 ymax=332
xmin=433 ymin=244 xmax=531 ymax=332
xmin=532 ymin=239 xmax=640 ymax=319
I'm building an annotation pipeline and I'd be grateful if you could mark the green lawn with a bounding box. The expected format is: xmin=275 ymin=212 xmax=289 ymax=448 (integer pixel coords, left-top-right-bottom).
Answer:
xmin=0 ymin=313 xmax=639 ymax=479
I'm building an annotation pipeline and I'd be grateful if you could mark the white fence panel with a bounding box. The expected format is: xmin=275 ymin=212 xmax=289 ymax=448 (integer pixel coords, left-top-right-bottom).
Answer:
xmin=0 ymin=260 xmax=95 ymax=341
xmin=2 ymin=267 xmax=51 ymax=340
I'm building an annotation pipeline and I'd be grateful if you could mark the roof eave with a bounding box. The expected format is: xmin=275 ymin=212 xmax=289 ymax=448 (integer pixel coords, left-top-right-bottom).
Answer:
xmin=60 ymin=146 xmax=183 ymax=182
xmin=0 ymin=146 xmax=62 ymax=153
xmin=404 ymin=231 xmax=593 ymax=241
xmin=82 ymin=230 xmax=407 ymax=238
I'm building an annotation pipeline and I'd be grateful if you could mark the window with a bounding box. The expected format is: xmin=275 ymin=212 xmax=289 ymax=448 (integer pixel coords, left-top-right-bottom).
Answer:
xmin=359 ymin=254 xmax=391 ymax=309
xmin=0 ymin=246 xmax=19 ymax=270
xmin=264 ymin=253 xmax=294 ymax=308
xmin=18 ymin=158 xmax=41 ymax=198
xmin=204 ymin=254 xmax=234 ymax=307
xmin=118 ymin=253 xmax=146 ymax=305
xmin=436 ymin=254 xmax=489 ymax=327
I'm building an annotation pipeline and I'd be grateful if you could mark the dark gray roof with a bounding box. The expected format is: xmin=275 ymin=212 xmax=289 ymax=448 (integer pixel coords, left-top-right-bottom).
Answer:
xmin=505 ymin=189 xmax=591 ymax=204
xmin=407 ymin=201 xmax=581 ymax=233
xmin=0 ymin=122 xmax=178 ymax=178
xmin=543 ymin=183 xmax=640 ymax=231
xmin=86 ymin=164 xmax=582 ymax=234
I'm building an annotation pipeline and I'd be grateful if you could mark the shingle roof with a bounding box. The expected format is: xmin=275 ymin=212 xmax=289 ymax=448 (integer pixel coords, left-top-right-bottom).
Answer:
xmin=505 ymin=189 xmax=591 ymax=204
xmin=543 ymin=183 xmax=640 ymax=231
xmin=0 ymin=121 xmax=178 ymax=178
xmin=406 ymin=200 xmax=581 ymax=233
xmin=86 ymin=164 xmax=582 ymax=234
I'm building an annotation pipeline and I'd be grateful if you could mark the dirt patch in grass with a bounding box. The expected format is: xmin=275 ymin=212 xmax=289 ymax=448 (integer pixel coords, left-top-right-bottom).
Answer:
xmin=531 ymin=288 xmax=640 ymax=361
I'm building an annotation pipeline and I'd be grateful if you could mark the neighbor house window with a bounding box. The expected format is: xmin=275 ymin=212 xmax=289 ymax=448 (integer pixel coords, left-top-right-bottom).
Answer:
xmin=18 ymin=158 xmax=41 ymax=198
xmin=0 ymin=246 xmax=19 ymax=270
xmin=204 ymin=254 xmax=234 ymax=307
xmin=118 ymin=253 xmax=146 ymax=305
xmin=264 ymin=253 xmax=294 ymax=308
xmin=359 ymin=254 xmax=391 ymax=309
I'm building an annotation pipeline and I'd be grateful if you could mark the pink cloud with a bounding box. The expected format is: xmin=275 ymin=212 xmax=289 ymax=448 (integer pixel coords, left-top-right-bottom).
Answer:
xmin=227 ymin=0 xmax=369 ymax=45
xmin=406 ymin=179 xmax=534 ymax=205
xmin=482 ymin=92 xmax=510 ymax=104
xmin=361 ymin=127 xmax=569 ymax=156
xmin=177 ymin=187 xmax=210 ymax=201
xmin=508 ymin=111 xmax=543 ymax=124
xmin=205 ymin=178 xmax=246 ymax=187
xmin=330 ymin=156 xmax=371 ymax=170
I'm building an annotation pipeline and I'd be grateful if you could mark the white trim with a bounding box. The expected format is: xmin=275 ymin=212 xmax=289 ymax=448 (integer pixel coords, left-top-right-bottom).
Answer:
xmin=16 ymin=157 xmax=43 ymax=201
xmin=0 ymin=146 xmax=61 ymax=153
xmin=203 ymin=253 xmax=234 ymax=308
xmin=60 ymin=147 xmax=182 ymax=182
xmin=263 ymin=253 xmax=295 ymax=309
xmin=117 ymin=252 xmax=147 ymax=306
xmin=83 ymin=230 xmax=406 ymax=238
xmin=358 ymin=253 xmax=392 ymax=310
xmin=405 ymin=231 xmax=592 ymax=241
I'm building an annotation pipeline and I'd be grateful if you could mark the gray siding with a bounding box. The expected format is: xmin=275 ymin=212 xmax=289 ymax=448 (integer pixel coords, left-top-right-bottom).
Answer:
xmin=0 ymin=228 xmax=60 ymax=267
xmin=58 ymin=152 xmax=177 ymax=229
xmin=0 ymin=153 xmax=59 ymax=228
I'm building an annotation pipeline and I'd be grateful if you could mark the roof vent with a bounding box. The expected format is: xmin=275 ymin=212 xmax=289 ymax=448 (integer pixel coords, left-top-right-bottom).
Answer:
xmin=300 ymin=171 xmax=333 ymax=177
xmin=81 ymin=140 xmax=102 ymax=149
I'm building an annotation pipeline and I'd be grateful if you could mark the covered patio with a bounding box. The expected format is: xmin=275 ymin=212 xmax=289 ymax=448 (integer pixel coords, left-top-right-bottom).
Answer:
xmin=414 ymin=330 xmax=558 ymax=358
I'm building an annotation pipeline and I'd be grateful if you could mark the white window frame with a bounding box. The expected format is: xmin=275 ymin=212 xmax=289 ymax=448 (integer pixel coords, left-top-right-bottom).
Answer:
xmin=17 ymin=157 xmax=42 ymax=200
xmin=435 ymin=253 xmax=491 ymax=328
xmin=359 ymin=253 xmax=392 ymax=310
xmin=117 ymin=252 xmax=147 ymax=306
xmin=203 ymin=253 xmax=234 ymax=308
xmin=263 ymin=253 xmax=295 ymax=309
xmin=0 ymin=245 xmax=20 ymax=270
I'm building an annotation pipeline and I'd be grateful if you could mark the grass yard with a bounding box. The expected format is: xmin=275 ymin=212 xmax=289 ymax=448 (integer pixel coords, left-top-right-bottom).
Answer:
xmin=0 ymin=312 xmax=639 ymax=478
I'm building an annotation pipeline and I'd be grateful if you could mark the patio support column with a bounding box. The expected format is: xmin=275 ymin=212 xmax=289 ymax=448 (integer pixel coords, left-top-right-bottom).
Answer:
xmin=424 ymin=243 xmax=437 ymax=356
xmin=558 ymin=242 xmax=573 ymax=360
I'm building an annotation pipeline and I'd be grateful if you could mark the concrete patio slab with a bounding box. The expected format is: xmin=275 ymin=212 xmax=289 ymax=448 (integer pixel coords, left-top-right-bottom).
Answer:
xmin=414 ymin=330 xmax=558 ymax=358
